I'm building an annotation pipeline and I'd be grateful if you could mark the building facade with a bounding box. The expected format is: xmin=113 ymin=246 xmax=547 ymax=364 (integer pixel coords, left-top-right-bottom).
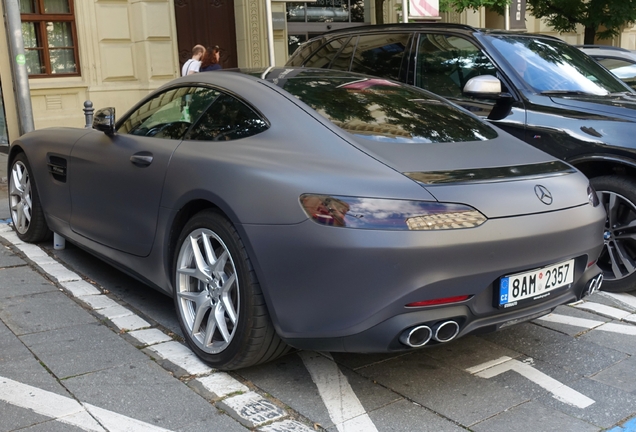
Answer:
xmin=1 ymin=0 xmax=636 ymax=147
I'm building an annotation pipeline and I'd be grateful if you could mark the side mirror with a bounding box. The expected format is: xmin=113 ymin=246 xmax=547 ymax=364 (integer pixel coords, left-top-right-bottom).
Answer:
xmin=93 ymin=107 xmax=116 ymax=135
xmin=463 ymin=75 xmax=504 ymax=99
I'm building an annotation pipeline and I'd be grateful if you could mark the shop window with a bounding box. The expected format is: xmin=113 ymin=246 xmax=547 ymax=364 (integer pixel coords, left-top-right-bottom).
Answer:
xmin=20 ymin=0 xmax=80 ymax=77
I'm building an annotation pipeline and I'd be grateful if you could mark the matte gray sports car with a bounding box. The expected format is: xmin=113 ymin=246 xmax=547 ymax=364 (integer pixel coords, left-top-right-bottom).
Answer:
xmin=7 ymin=68 xmax=606 ymax=370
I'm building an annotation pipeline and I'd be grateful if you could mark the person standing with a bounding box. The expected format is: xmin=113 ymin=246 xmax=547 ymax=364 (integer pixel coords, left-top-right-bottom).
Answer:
xmin=200 ymin=46 xmax=222 ymax=72
xmin=181 ymin=45 xmax=205 ymax=76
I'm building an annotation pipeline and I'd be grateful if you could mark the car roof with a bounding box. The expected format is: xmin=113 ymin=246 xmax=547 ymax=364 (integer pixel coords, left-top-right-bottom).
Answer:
xmin=577 ymin=45 xmax=636 ymax=61
xmin=310 ymin=23 xmax=562 ymax=41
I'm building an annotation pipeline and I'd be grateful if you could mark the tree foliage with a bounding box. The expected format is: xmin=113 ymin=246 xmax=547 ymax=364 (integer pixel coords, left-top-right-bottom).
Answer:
xmin=525 ymin=0 xmax=636 ymax=44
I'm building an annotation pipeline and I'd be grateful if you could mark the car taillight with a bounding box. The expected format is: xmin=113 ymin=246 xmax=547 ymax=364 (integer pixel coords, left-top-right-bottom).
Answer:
xmin=406 ymin=295 xmax=471 ymax=307
xmin=299 ymin=194 xmax=487 ymax=230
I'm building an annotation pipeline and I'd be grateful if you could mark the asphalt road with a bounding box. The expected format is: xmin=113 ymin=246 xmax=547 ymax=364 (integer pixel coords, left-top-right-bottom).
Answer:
xmin=2 ymin=149 xmax=636 ymax=431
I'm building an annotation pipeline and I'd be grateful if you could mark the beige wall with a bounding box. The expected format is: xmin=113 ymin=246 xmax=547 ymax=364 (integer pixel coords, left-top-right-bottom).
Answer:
xmin=0 ymin=0 xmax=20 ymax=143
xmin=1 ymin=0 xmax=180 ymax=134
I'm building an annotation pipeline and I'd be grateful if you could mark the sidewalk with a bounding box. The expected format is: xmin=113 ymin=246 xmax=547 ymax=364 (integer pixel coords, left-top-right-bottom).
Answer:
xmin=0 ymin=149 xmax=313 ymax=431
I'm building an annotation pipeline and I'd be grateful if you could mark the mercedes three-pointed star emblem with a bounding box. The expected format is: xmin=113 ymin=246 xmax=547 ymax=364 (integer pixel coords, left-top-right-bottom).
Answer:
xmin=534 ymin=185 xmax=553 ymax=205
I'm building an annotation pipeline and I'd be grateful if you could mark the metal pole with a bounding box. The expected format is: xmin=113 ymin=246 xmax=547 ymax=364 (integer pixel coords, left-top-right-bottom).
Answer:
xmin=402 ymin=0 xmax=408 ymax=23
xmin=505 ymin=4 xmax=510 ymax=30
xmin=265 ymin=0 xmax=275 ymax=67
xmin=2 ymin=0 xmax=34 ymax=135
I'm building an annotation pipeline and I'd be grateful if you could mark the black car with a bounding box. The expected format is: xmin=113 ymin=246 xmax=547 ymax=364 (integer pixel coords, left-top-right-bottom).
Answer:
xmin=287 ymin=23 xmax=636 ymax=293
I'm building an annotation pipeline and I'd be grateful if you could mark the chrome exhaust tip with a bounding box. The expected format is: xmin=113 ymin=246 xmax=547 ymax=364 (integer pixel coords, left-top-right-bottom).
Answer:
xmin=399 ymin=325 xmax=432 ymax=347
xmin=433 ymin=321 xmax=460 ymax=343
xmin=584 ymin=273 xmax=604 ymax=297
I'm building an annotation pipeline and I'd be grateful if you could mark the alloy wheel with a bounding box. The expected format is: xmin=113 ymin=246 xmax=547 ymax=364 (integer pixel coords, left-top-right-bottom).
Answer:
xmin=597 ymin=189 xmax=636 ymax=282
xmin=175 ymin=228 xmax=240 ymax=354
xmin=9 ymin=160 xmax=33 ymax=235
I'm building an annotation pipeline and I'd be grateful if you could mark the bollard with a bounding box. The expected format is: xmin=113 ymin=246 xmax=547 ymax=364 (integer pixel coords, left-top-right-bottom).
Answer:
xmin=53 ymin=232 xmax=66 ymax=250
xmin=84 ymin=100 xmax=94 ymax=128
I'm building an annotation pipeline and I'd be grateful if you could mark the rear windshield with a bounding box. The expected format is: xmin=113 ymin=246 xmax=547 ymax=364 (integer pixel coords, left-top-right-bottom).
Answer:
xmin=274 ymin=75 xmax=498 ymax=143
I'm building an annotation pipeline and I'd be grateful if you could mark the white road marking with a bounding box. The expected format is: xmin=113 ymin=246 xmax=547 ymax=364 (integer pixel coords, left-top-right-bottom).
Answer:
xmin=536 ymin=313 xmax=606 ymax=329
xmin=537 ymin=313 xmax=636 ymax=335
xmin=0 ymin=375 xmax=172 ymax=431
xmin=467 ymin=356 xmax=595 ymax=409
xmin=299 ymin=351 xmax=378 ymax=432
xmin=600 ymin=291 xmax=636 ymax=310
xmin=573 ymin=302 xmax=632 ymax=320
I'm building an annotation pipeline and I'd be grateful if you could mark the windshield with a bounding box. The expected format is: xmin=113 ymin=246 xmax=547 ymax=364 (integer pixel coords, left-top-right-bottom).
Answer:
xmin=487 ymin=35 xmax=631 ymax=95
xmin=270 ymin=72 xmax=498 ymax=144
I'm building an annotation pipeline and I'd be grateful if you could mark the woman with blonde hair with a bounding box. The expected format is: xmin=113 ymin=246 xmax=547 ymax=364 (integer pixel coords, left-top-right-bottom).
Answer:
xmin=200 ymin=46 xmax=222 ymax=72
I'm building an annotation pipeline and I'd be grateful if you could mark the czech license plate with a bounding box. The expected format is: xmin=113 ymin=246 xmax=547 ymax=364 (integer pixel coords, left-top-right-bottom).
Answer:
xmin=499 ymin=259 xmax=575 ymax=308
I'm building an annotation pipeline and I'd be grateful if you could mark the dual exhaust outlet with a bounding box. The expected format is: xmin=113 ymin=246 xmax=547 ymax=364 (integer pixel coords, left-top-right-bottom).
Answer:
xmin=399 ymin=320 xmax=460 ymax=348
xmin=584 ymin=273 xmax=603 ymax=297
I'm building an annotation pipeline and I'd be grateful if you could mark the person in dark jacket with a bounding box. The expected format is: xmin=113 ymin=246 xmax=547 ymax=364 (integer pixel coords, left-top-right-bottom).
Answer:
xmin=200 ymin=46 xmax=222 ymax=72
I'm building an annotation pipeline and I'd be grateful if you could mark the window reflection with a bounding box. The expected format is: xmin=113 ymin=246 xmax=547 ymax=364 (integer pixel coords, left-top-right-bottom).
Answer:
xmin=279 ymin=74 xmax=497 ymax=143
xmin=286 ymin=1 xmax=364 ymax=23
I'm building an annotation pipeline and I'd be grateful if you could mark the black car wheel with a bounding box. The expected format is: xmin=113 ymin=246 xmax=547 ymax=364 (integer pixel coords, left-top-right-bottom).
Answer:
xmin=9 ymin=153 xmax=51 ymax=242
xmin=591 ymin=175 xmax=636 ymax=292
xmin=173 ymin=210 xmax=289 ymax=370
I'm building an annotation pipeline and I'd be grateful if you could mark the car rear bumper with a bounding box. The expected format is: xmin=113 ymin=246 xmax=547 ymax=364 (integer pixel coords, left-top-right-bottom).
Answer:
xmin=241 ymin=203 xmax=605 ymax=352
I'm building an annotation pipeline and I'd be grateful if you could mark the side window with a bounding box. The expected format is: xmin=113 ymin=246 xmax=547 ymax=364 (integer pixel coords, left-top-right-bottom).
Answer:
xmin=187 ymin=93 xmax=269 ymax=141
xmin=118 ymin=87 xmax=219 ymax=140
xmin=303 ymin=37 xmax=352 ymax=68
xmin=416 ymin=34 xmax=497 ymax=98
xmin=350 ymin=33 xmax=411 ymax=81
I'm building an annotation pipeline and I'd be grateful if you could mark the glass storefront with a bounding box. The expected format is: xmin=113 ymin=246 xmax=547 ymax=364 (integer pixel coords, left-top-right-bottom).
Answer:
xmin=287 ymin=1 xmax=370 ymax=57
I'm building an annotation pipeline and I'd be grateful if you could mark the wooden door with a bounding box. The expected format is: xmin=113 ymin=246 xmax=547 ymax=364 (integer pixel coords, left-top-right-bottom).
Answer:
xmin=174 ymin=0 xmax=238 ymax=69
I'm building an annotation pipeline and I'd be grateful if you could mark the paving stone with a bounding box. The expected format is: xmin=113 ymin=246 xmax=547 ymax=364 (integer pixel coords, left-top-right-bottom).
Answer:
xmin=259 ymin=419 xmax=317 ymax=432
xmin=20 ymin=321 xmax=148 ymax=379
xmin=110 ymin=313 xmax=150 ymax=331
xmin=365 ymin=399 xmax=467 ymax=432
xmin=63 ymin=361 xmax=242 ymax=431
xmin=481 ymin=321 xmax=572 ymax=353
xmin=237 ymin=352 xmax=335 ymax=429
xmin=189 ymin=372 xmax=249 ymax=400
xmin=533 ymin=306 xmax=611 ymax=336
xmin=124 ymin=328 xmax=172 ymax=347
xmin=0 ymin=401 xmax=57 ymax=432
xmin=217 ymin=391 xmax=287 ymax=428
xmin=471 ymin=400 xmax=599 ymax=432
xmin=0 ymin=291 xmax=96 ymax=336
xmin=355 ymin=350 xmax=528 ymax=427
xmin=424 ymin=335 xmax=522 ymax=370
xmin=590 ymin=357 xmax=636 ymax=393
xmin=520 ymin=338 xmax=627 ymax=377
xmin=78 ymin=294 xmax=120 ymax=310
xmin=537 ymin=378 xmax=636 ymax=429
xmin=143 ymin=341 xmax=213 ymax=377
xmin=579 ymin=324 xmax=636 ymax=355
xmin=573 ymin=302 xmax=632 ymax=320
xmin=0 ymin=266 xmax=58 ymax=299
xmin=33 ymin=261 xmax=80 ymax=283
xmin=61 ymin=280 xmax=102 ymax=297
xmin=13 ymin=419 xmax=90 ymax=432
xmin=0 ymin=244 xmax=25 ymax=267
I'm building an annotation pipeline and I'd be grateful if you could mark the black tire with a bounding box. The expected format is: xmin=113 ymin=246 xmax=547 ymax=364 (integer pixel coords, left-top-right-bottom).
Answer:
xmin=591 ymin=175 xmax=636 ymax=292
xmin=173 ymin=209 xmax=290 ymax=370
xmin=9 ymin=152 xmax=51 ymax=243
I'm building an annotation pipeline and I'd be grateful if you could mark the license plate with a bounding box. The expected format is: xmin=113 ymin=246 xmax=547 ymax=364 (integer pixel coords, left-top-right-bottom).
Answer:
xmin=499 ymin=259 xmax=575 ymax=308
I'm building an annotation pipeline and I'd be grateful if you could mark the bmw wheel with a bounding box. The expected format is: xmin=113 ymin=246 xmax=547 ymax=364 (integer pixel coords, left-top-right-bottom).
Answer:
xmin=173 ymin=210 xmax=289 ymax=370
xmin=9 ymin=153 xmax=51 ymax=242
xmin=592 ymin=175 xmax=636 ymax=293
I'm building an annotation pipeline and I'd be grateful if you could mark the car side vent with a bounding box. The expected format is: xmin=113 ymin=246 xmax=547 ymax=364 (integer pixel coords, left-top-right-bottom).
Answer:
xmin=48 ymin=156 xmax=67 ymax=183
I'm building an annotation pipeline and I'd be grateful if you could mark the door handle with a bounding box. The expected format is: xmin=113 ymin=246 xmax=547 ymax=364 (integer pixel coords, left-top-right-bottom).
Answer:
xmin=130 ymin=153 xmax=153 ymax=167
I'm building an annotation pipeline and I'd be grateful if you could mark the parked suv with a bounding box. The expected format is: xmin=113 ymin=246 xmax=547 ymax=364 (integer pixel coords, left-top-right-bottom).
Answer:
xmin=577 ymin=45 xmax=636 ymax=89
xmin=287 ymin=23 xmax=636 ymax=292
